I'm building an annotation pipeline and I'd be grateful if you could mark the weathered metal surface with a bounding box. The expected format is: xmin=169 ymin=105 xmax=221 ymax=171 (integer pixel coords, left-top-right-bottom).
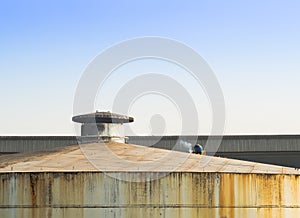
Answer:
xmin=1 ymin=135 xmax=300 ymax=168
xmin=0 ymin=172 xmax=300 ymax=217
xmin=0 ymin=142 xmax=298 ymax=174
xmin=1 ymin=142 xmax=300 ymax=217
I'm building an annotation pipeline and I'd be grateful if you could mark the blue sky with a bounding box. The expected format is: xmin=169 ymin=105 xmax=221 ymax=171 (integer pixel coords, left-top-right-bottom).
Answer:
xmin=0 ymin=1 xmax=299 ymax=135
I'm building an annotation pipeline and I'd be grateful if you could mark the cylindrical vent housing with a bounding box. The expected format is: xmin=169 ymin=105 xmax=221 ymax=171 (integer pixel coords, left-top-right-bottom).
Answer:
xmin=72 ymin=111 xmax=134 ymax=143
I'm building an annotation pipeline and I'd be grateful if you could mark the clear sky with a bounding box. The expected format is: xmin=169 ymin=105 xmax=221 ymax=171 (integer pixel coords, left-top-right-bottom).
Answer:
xmin=0 ymin=0 xmax=299 ymax=135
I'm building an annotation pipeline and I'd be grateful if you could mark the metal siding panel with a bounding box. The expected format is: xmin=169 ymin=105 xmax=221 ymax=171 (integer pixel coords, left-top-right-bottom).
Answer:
xmin=1 ymin=172 xmax=300 ymax=217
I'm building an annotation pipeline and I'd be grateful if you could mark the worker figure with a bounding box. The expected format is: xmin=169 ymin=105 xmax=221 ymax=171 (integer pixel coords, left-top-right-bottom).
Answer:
xmin=192 ymin=144 xmax=203 ymax=155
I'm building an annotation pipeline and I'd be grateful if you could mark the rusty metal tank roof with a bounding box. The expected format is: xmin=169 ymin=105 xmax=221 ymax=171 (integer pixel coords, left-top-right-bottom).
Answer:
xmin=0 ymin=142 xmax=299 ymax=174
xmin=72 ymin=111 xmax=134 ymax=123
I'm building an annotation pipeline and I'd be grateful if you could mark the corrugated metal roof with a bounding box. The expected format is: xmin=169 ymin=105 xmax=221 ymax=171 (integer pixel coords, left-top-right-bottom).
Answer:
xmin=0 ymin=142 xmax=299 ymax=174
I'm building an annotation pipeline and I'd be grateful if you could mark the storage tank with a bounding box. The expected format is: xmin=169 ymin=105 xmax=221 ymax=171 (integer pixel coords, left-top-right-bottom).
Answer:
xmin=1 ymin=142 xmax=300 ymax=218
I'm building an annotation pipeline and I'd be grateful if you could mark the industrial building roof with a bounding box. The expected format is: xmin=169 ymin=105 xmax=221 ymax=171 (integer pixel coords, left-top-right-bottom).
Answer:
xmin=0 ymin=142 xmax=299 ymax=174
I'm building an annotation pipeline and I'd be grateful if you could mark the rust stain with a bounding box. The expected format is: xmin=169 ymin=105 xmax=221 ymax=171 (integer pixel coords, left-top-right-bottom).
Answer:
xmin=0 ymin=172 xmax=300 ymax=217
xmin=219 ymin=173 xmax=235 ymax=218
xmin=30 ymin=174 xmax=38 ymax=206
